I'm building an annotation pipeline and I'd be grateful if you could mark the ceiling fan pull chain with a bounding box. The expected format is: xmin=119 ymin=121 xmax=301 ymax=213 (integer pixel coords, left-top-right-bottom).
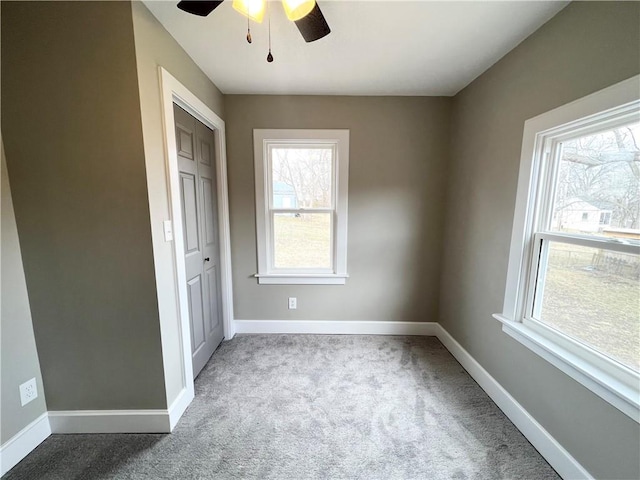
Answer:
xmin=267 ymin=1 xmax=274 ymax=62
xmin=246 ymin=14 xmax=252 ymax=43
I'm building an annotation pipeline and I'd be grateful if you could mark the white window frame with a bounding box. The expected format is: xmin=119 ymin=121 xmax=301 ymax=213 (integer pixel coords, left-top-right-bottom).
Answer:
xmin=493 ymin=75 xmax=640 ymax=423
xmin=253 ymin=129 xmax=349 ymax=285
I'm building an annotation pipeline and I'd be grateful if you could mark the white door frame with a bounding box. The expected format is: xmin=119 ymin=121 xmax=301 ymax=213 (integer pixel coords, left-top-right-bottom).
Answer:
xmin=158 ymin=67 xmax=236 ymax=395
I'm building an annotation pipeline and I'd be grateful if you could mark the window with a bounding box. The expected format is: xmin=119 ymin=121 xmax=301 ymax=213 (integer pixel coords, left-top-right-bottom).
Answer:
xmin=253 ymin=129 xmax=349 ymax=284
xmin=494 ymin=75 xmax=640 ymax=422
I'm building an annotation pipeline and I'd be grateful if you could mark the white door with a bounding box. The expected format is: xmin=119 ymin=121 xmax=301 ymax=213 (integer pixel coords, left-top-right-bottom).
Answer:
xmin=174 ymin=104 xmax=224 ymax=378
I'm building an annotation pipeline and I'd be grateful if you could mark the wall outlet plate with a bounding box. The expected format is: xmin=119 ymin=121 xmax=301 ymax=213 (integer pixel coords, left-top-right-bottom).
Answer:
xmin=19 ymin=378 xmax=38 ymax=406
xmin=288 ymin=297 xmax=297 ymax=309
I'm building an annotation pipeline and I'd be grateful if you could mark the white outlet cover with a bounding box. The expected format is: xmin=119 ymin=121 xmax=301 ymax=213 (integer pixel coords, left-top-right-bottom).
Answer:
xmin=19 ymin=378 xmax=38 ymax=406
xmin=288 ymin=297 xmax=297 ymax=309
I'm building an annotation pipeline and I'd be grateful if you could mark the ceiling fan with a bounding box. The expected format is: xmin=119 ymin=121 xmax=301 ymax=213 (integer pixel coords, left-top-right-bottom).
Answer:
xmin=177 ymin=0 xmax=331 ymax=43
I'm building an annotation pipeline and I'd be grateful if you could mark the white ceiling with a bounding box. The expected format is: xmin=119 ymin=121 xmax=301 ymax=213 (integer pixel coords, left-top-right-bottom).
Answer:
xmin=142 ymin=0 xmax=568 ymax=96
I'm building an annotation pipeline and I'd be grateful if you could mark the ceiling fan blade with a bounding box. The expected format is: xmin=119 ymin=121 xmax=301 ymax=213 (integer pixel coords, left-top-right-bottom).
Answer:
xmin=295 ymin=3 xmax=331 ymax=42
xmin=177 ymin=1 xmax=224 ymax=17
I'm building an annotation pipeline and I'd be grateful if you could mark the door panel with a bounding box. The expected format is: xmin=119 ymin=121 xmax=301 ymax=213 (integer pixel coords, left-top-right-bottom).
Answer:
xmin=200 ymin=139 xmax=212 ymax=166
xmin=187 ymin=276 xmax=205 ymax=351
xmin=177 ymin=127 xmax=195 ymax=160
xmin=201 ymin=177 xmax=216 ymax=246
xmin=180 ymin=173 xmax=199 ymax=253
xmin=205 ymin=266 xmax=221 ymax=331
xmin=174 ymin=104 xmax=224 ymax=379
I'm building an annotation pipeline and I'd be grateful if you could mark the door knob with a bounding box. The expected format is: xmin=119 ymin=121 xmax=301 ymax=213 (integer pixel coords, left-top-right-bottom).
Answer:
xmin=204 ymin=257 xmax=210 ymax=262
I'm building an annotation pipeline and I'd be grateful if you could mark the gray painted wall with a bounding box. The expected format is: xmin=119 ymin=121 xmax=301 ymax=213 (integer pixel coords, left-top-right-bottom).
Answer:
xmin=1 ymin=142 xmax=48 ymax=444
xmin=1 ymin=1 xmax=166 ymax=410
xmin=1 ymin=2 xmax=637 ymax=477
xmin=131 ymin=0 xmax=226 ymax=404
xmin=225 ymin=96 xmax=451 ymax=322
xmin=439 ymin=2 xmax=640 ymax=479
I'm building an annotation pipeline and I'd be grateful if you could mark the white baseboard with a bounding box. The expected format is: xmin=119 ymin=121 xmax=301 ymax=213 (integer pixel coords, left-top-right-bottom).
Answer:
xmin=234 ymin=320 xmax=438 ymax=336
xmin=48 ymin=409 xmax=171 ymax=434
xmin=0 ymin=412 xmax=51 ymax=476
xmin=168 ymin=388 xmax=194 ymax=431
xmin=435 ymin=324 xmax=592 ymax=480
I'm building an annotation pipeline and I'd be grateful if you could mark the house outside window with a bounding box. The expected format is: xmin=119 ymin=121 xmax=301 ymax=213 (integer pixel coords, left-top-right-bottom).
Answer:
xmin=600 ymin=212 xmax=612 ymax=225
xmin=494 ymin=76 xmax=640 ymax=421
xmin=253 ymin=129 xmax=349 ymax=285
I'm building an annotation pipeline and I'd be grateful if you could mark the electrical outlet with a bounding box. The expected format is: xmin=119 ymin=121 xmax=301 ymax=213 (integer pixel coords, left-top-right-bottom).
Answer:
xmin=288 ymin=297 xmax=297 ymax=310
xmin=19 ymin=378 xmax=38 ymax=406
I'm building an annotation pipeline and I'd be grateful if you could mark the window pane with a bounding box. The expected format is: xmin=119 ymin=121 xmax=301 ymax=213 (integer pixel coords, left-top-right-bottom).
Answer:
xmin=271 ymin=147 xmax=333 ymax=209
xmin=551 ymin=121 xmax=640 ymax=239
xmin=273 ymin=213 xmax=332 ymax=269
xmin=535 ymin=241 xmax=640 ymax=372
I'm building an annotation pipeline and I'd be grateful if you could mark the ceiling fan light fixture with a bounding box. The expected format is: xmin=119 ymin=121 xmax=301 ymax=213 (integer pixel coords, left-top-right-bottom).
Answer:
xmin=232 ymin=0 xmax=266 ymax=23
xmin=281 ymin=0 xmax=315 ymax=21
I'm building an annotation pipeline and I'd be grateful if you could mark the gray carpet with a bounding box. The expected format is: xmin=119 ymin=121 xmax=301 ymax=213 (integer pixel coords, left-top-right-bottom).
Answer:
xmin=3 ymin=335 xmax=560 ymax=479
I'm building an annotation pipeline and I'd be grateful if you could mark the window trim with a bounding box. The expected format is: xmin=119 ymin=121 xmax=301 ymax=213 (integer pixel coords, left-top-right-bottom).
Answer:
xmin=493 ymin=75 xmax=640 ymax=422
xmin=253 ymin=129 xmax=349 ymax=285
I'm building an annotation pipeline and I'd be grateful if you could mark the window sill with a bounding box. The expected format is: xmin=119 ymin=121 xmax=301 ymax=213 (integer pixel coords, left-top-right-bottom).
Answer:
xmin=254 ymin=274 xmax=348 ymax=285
xmin=493 ymin=313 xmax=639 ymax=423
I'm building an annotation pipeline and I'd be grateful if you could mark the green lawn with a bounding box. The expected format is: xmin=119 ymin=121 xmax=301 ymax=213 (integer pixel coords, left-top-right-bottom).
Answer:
xmin=540 ymin=244 xmax=639 ymax=372
xmin=273 ymin=214 xmax=331 ymax=269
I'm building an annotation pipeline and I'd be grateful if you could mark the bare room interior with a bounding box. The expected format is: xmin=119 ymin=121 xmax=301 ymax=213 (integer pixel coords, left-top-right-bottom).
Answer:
xmin=1 ymin=1 xmax=639 ymax=479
